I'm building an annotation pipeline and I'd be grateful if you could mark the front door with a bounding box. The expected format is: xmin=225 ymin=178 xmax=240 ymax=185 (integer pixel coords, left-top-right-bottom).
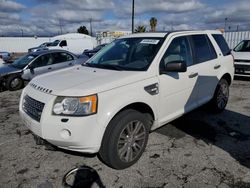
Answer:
xmin=158 ymin=36 xmax=199 ymax=125
xmin=27 ymin=54 xmax=54 ymax=79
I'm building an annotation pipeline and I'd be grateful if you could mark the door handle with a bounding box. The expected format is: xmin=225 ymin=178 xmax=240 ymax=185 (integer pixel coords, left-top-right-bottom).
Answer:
xmin=48 ymin=67 xmax=52 ymax=70
xmin=214 ymin=64 xmax=221 ymax=69
xmin=188 ymin=72 xmax=198 ymax=78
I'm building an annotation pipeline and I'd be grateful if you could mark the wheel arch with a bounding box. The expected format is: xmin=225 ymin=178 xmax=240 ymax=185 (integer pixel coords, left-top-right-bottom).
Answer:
xmin=115 ymin=102 xmax=155 ymax=121
xmin=219 ymin=73 xmax=233 ymax=85
xmin=220 ymin=73 xmax=232 ymax=85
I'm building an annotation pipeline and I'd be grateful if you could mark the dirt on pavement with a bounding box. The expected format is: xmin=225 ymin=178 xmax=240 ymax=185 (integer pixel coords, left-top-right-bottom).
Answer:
xmin=0 ymin=77 xmax=249 ymax=188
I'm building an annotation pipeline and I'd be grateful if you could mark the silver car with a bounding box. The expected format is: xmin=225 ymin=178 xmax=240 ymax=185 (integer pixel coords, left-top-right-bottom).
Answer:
xmin=0 ymin=50 xmax=84 ymax=91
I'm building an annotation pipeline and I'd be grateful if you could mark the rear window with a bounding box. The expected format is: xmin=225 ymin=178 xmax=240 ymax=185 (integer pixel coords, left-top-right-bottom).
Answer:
xmin=191 ymin=34 xmax=217 ymax=64
xmin=212 ymin=34 xmax=231 ymax=56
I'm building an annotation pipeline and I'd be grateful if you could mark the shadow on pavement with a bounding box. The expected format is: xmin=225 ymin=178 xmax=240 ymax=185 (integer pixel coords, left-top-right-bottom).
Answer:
xmin=156 ymin=108 xmax=250 ymax=169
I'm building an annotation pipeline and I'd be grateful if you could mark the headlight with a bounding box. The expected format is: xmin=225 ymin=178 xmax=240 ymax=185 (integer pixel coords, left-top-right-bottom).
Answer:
xmin=53 ymin=94 xmax=97 ymax=116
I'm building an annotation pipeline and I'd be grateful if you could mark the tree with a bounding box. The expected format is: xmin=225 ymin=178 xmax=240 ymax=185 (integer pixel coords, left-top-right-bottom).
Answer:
xmin=135 ymin=25 xmax=146 ymax=33
xmin=150 ymin=17 xmax=157 ymax=32
xmin=77 ymin=26 xmax=89 ymax=35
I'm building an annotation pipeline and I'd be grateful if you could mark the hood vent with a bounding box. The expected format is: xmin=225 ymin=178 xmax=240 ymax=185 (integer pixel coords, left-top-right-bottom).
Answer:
xmin=29 ymin=83 xmax=53 ymax=94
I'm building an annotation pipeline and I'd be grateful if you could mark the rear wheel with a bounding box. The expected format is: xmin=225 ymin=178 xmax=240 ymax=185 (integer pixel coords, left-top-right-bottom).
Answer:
xmin=6 ymin=74 xmax=24 ymax=91
xmin=99 ymin=109 xmax=151 ymax=169
xmin=210 ymin=78 xmax=229 ymax=113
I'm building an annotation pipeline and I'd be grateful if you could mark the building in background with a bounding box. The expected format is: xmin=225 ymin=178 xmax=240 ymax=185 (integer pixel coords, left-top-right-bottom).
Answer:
xmin=96 ymin=30 xmax=132 ymax=45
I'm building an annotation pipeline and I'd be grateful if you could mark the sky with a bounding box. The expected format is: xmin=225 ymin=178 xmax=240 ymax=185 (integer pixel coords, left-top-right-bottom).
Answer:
xmin=0 ymin=0 xmax=250 ymax=37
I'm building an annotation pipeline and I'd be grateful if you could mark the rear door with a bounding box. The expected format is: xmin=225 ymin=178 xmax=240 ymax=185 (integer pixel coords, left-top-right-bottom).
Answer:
xmin=51 ymin=52 xmax=75 ymax=70
xmin=189 ymin=34 xmax=219 ymax=105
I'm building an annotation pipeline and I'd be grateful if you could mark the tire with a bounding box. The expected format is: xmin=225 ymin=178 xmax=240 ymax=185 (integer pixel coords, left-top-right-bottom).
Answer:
xmin=99 ymin=109 xmax=151 ymax=169
xmin=6 ymin=74 xmax=24 ymax=91
xmin=210 ymin=78 xmax=229 ymax=113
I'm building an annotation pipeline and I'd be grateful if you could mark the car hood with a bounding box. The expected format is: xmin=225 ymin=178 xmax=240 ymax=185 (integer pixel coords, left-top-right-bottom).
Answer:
xmin=232 ymin=51 xmax=250 ymax=60
xmin=0 ymin=64 xmax=21 ymax=76
xmin=30 ymin=65 xmax=151 ymax=96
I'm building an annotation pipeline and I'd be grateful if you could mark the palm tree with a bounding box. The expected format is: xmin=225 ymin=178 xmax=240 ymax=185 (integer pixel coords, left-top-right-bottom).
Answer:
xmin=135 ymin=25 xmax=146 ymax=33
xmin=150 ymin=17 xmax=157 ymax=32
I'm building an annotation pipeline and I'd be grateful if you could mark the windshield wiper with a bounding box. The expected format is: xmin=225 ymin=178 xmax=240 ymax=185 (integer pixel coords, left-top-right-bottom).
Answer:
xmin=83 ymin=62 xmax=123 ymax=71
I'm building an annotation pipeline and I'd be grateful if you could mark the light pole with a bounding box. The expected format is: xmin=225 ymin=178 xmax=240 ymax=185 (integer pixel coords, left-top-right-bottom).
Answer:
xmin=132 ymin=0 xmax=135 ymax=33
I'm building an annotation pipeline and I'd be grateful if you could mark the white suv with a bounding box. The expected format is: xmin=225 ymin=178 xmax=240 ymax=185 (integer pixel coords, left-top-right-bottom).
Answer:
xmin=19 ymin=30 xmax=234 ymax=169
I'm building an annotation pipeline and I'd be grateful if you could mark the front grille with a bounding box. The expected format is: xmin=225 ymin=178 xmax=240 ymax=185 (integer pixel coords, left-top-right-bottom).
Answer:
xmin=235 ymin=64 xmax=250 ymax=71
xmin=23 ymin=95 xmax=45 ymax=122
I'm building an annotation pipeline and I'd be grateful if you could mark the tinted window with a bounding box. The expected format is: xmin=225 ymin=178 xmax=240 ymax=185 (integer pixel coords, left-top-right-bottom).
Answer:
xmin=234 ymin=40 xmax=250 ymax=52
xmin=191 ymin=35 xmax=217 ymax=64
xmin=212 ymin=34 xmax=231 ymax=55
xmin=52 ymin=52 xmax=73 ymax=64
xmin=31 ymin=54 xmax=53 ymax=68
xmin=160 ymin=36 xmax=193 ymax=69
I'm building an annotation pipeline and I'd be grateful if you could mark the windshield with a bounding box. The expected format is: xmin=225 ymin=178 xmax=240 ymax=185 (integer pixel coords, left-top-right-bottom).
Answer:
xmin=84 ymin=37 xmax=164 ymax=71
xmin=234 ymin=40 xmax=250 ymax=52
xmin=47 ymin=40 xmax=60 ymax=47
xmin=11 ymin=54 xmax=37 ymax=69
xmin=39 ymin=42 xmax=50 ymax=47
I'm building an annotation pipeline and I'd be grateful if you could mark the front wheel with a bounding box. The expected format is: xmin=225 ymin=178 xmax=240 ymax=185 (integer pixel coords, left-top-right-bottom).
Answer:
xmin=6 ymin=74 xmax=24 ymax=91
xmin=99 ymin=109 xmax=151 ymax=169
xmin=210 ymin=79 xmax=229 ymax=113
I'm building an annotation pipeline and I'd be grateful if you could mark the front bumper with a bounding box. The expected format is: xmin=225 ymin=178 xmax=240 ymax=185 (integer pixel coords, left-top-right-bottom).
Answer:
xmin=19 ymin=86 xmax=105 ymax=153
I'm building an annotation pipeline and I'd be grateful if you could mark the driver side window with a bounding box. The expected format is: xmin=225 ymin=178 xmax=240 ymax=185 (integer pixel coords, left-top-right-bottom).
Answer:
xmin=160 ymin=36 xmax=193 ymax=70
xmin=31 ymin=54 xmax=53 ymax=68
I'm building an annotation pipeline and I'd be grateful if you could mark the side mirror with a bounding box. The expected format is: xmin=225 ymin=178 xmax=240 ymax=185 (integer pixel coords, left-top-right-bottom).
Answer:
xmin=160 ymin=60 xmax=187 ymax=74
xmin=28 ymin=65 xmax=34 ymax=74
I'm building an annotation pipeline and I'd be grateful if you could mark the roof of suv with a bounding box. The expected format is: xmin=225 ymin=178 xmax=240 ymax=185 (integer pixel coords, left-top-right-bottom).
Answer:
xmin=121 ymin=30 xmax=223 ymax=39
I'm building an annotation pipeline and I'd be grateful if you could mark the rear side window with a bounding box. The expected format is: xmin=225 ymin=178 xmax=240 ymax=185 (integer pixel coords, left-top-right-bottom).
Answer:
xmin=212 ymin=34 xmax=231 ymax=56
xmin=52 ymin=52 xmax=73 ymax=64
xmin=191 ymin=35 xmax=217 ymax=64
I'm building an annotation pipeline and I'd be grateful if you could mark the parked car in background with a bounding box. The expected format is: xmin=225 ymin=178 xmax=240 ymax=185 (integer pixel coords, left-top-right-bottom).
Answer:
xmin=0 ymin=57 xmax=4 ymax=65
xmin=232 ymin=40 xmax=250 ymax=76
xmin=0 ymin=50 xmax=82 ymax=91
xmin=20 ymin=30 xmax=234 ymax=169
xmin=83 ymin=43 xmax=108 ymax=57
xmin=28 ymin=42 xmax=52 ymax=53
xmin=0 ymin=52 xmax=12 ymax=63
xmin=48 ymin=33 xmax=96 ymax=55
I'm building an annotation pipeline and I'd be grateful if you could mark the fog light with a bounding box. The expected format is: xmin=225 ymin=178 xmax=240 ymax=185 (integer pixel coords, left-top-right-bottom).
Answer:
xmin=60 ymin=129 xmax=71 ymax=139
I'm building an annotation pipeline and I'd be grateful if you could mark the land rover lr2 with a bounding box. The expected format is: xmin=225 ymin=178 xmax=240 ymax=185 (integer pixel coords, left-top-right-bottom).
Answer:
xmin=20 ymin=30 xmax=234 ymax=169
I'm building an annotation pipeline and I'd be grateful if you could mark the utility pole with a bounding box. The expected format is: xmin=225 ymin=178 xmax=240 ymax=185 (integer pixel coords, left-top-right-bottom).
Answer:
xmin=20 ymin=29 xmax=23 ymax=37
xmin=89 ymin=18 xmax=93 ymax=36
xmin=132 ymin=0 xmax=135 ymax=33
xmin=224 ymin=17 xmax=228 ymax=32
xmin=236 ymin=25 xmax=239 ymax=32
xmin=59 ymin=19 xmax=63 ymax=34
